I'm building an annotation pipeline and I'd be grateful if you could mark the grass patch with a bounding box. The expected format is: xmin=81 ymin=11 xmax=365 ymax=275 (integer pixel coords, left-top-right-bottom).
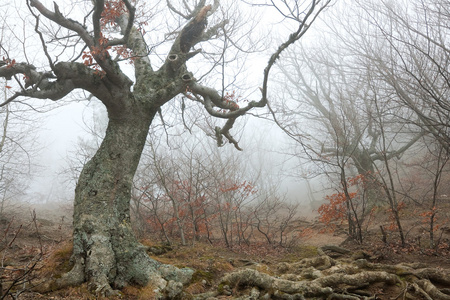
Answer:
xmin=40 ymin=241 xmax=74 ymax=278
xmin=281 ymin=245 xmax=319 ymax=262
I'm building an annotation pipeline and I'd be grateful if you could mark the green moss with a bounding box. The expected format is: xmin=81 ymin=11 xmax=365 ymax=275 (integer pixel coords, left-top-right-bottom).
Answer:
xmin=395 ymin=268 xmax=409 ymax=276
xmin=282 ymin=245 xmax=319 ymax=262
xmin=175 ymin=264 xmax=187 ymax=269
xmin=146 ymin=244 xmax=173 ymax=255
xmin=180 ymin=293 xmax=193 ymax=300
xmin=254 ymin=264 xmax=274 ymax=275
xmin=299 ymin=245 xmax=320 ymax=257
xmin=191 ymin=270 xmax=214 ymax=283
xmin=54 ymin=259 xmax=73 ymax=277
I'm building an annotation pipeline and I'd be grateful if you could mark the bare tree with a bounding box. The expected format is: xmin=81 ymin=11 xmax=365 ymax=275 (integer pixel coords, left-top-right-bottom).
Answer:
xmin=398 ymin=137 xmax=450 ymax=248
xmin=0 ymin=0 xmax=330 ymax=295
xmin=309 ymin=0 xmax=450 ymax=246
xmin=254 ymin=190 xmax=299 ymax=247
xmin=420 ymin=141 xmax=449 ymax=248
xmin=336 ymin=0 xmax=450 ymax=150
xmin=0 ymin=80 xmax=39 ymax=215
xmin=275 ymin=43 xmax=422 ymax=206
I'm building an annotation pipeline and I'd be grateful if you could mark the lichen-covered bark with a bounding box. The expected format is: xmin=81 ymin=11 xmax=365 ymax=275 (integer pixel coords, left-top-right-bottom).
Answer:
xmin=53 ymin=98 xmax=193 ymax=297
xmin=60 ymin=101 xmax=155 ymax=294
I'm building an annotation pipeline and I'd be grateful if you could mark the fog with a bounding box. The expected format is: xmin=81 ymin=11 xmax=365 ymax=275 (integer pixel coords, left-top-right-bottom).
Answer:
xmin=24 ymin=102 xmax=85 ymax=202
xmin=3 ymin=1 xmax=450 ymax=299
xmin=2 ymin=1 xmax=330 ymax=210
xmin=4 ymin=0 xmax=446 ymax=220
xmin=24 ymin=97 xmax=324 ymax=210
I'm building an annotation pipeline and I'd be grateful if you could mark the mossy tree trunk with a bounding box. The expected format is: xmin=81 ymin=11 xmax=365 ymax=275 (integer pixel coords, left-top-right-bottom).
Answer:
xmin=67 ymin=102 xmax=160 ymax=294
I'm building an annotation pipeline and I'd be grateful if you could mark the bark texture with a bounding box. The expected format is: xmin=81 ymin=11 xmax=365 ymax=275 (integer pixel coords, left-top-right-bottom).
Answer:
xmin=56 ymin=103 xmax=193 ymax=296
xmin=69 ymin=106 xmax=154 ymax=293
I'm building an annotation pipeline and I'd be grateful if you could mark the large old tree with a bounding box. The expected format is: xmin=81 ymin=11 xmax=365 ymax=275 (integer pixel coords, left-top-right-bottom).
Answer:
xmin=0 ymin=0 xmax=329 ymax=296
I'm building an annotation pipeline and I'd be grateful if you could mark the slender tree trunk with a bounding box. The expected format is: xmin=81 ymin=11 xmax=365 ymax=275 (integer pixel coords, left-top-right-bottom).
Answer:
xmin=430 ymin=212 xmax=435 ymax=248
xmin=172 ymin=200 xmax=186 ymax=246
xmin=218 ymin=209 xmax=230 ymax=248
xmin=203 ymin=211 xmax=213 ymax=244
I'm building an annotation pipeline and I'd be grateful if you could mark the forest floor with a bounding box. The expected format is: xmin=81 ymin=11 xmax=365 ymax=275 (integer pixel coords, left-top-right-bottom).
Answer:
xmin=0 ymin=201 xmax=449 ymax=299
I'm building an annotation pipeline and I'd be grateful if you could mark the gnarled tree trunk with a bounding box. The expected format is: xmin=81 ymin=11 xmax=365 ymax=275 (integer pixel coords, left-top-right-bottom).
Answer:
xmin=67 ymin=103 xmax=157 ymax=293
xmin=57 ymin=102 xmax=192 ymax=296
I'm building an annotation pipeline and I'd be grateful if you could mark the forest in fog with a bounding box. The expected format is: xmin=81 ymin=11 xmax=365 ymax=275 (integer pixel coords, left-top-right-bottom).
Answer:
xmin=2 ymin=0 xmax=447 ymax=248
xmin=0 ymin=0 xmax=449 ymax=299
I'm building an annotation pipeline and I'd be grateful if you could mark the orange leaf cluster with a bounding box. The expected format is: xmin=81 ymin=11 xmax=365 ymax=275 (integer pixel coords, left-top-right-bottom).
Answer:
xmin=318 ymin=192 xmax=355 ymax=232
xmin=317 ymin=174 xmax=367 ymax=233
xmin=2 ymin=57 xmax=16 ymax=69
xmin=418 ymin=206 xmax=449 ymax=232
xmin=112 ymin=45 xmax=136 ymax=64
xmin=219 ymin=180 xmax=256 ymax=196
xmin=101 ymin=0 xmax=127 ymax=28
xmin=386 ymin=202 xmax=406 ymax=231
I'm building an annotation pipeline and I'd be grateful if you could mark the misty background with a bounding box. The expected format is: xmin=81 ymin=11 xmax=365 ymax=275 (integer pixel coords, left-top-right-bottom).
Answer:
xmin=2 ymin=0 xmax=448 ymax=226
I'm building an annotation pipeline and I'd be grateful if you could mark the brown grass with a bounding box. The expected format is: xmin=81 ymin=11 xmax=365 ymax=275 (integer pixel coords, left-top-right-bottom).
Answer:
xmin=39 ymin=241 xmax=73 ymax=279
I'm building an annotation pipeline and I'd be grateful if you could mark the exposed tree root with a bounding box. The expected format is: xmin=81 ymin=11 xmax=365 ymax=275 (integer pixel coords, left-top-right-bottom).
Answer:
xmin=35 ymin=253 xmax=193 ymax=299
xmin=199 ymin=246 xmax=450 ymax=300
xmin=33 ymin=243 xmax=450 ymax=299
xmin=414 ymin=279 xmax=450 ymax=300
xmin=221 ymin=268 xmax=397 ymax=298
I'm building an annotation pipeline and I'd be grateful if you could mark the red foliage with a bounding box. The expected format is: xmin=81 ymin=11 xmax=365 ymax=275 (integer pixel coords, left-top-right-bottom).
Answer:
xmin=140 ymin=178 xmax=257 ymax=245
xmin=386 ymin=201 xmax=406 ymax=231
xmin=81 ymin=1 xmax=141 ymax=73
xmin=101 ymin=0 xmax=127 ymax=28
xmin=317 ymin=191 xmax=359 ymax=233
xmin=2 ymin=57 xmax=16 ymax=69
xmin=317 ymin=174 xmax=368 ymax=233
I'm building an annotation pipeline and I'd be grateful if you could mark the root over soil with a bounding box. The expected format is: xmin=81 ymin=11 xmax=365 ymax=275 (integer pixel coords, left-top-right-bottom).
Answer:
xmin=191 ymin=245 xmax=450 ymax=300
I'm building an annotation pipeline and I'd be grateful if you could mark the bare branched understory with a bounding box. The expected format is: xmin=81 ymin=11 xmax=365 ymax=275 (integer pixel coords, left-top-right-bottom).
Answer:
xmin=0 ymin=204 xmax=449 ymax=299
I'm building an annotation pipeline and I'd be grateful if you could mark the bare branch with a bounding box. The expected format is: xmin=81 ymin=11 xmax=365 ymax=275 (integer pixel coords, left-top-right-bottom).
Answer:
xmin=215 ymin=118 xmax=243 ymax=151
xmin=92 ymin=0 xmax=105 ymax=45
xmin=188 ymin=81 xmax=255 ymax=118
xmin=167 ymin=0 xmax=190 ymax=19
xmin=169 ymin=5 xmax=212 ymax=54
xmin=29 ymin=0 xmax=95 ymax=48
xmin=260 ymin=0 xmax=331 ymax=106
xmin=105 ymin=0 xmax=136 ymax=47
xmin=29 ymin=0 xmax=134 ymax=87
xmin=167 ymin=0 xmax=209 ymax=20
xmin=26 ymin=0 xmax=55 ymax=70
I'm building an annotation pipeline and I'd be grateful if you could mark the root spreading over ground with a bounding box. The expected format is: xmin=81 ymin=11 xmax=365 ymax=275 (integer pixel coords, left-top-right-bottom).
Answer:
xmin=189 ymin=245 xmax=450 ymax=300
